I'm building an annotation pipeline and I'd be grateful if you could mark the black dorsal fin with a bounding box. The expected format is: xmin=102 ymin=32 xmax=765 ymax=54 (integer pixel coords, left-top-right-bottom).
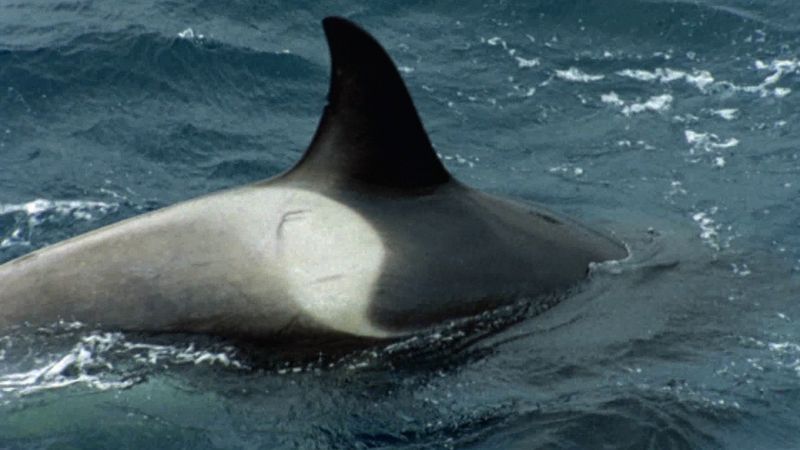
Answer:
xmin=287 ymin=16 xmax=451 ymax=189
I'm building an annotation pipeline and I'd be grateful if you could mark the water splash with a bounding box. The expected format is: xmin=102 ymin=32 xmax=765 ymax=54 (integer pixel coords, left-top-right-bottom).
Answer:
xmin=601 ymin=92 xmax=673 ymax=116
xmin=0 ymin=327 xmax=247 ymax=399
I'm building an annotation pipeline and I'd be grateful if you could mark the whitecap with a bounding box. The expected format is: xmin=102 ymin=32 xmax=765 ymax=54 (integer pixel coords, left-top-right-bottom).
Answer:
xmin=711 ymin=109 xmax=738 ymax=120
xmin=684 ymin=130 xmax=739 ymax=153
xmin=555 ymin=67 xmax=604 ymax=82
xmin=691 ymin=208 xmax=722 ymax=250
xmin=621 ymin=94 xmax=673 ymax=116
xmin=177 ymin=27 xmax=204 ymax=40
xmin=0 ymin=198 xmax=119 ymax=249
xmin=600 ymin=91 xmax=625 ymax=107
xmin=515 ymin=56 xmax=540 ymax=68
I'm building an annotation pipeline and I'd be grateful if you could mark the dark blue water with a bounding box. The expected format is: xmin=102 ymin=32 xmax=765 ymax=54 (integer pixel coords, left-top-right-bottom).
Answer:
xmin=2 ymin=1 xmax=799 ymax=448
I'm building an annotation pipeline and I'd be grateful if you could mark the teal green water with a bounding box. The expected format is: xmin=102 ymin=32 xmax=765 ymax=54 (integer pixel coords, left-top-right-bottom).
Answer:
xmin=1 ymin=1 xmax=799 ymax=448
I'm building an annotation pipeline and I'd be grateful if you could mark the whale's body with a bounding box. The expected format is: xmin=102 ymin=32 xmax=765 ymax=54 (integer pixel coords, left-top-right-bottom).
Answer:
xmin=0 ymin=17 xmax=626 ymax=342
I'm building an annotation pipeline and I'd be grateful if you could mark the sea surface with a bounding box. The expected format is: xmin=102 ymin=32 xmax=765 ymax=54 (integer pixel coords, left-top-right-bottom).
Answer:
xmin=1 ymin=1 xmax=799 ymax=448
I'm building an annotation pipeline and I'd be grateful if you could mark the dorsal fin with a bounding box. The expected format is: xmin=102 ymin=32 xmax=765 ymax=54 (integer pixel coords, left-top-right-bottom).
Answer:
xmin=287 ymin=16 xmax=451 ymax=190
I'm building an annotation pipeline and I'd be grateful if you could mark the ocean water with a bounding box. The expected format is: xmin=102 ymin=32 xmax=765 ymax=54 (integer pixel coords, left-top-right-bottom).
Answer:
xmin=1 ymin=0 xmax=799 ymax=448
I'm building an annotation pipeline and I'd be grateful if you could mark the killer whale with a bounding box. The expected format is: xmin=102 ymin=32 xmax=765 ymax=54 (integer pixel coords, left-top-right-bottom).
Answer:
xmin=0 ymin=17 xmax=627 ymax=342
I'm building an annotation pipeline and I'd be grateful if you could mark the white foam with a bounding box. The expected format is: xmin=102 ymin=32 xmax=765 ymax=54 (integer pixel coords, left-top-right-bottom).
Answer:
xmin=0 ymin=331 xmax=246 ymax=397
xmin=711 ymin=109 xmax=738 ymax=120
xmin=766 ymin=340 xmax=800 ymax=377
xmin=722 ymin=139 xmax=741 ymax=149
xmin=601 ymin=92 xmax=625 ymax=107
xmin=602 ymin=91 xmax=673 ymax=116
xmin=440 ymin=152 xmax=478 ymax=168
xmin=617 ymin=61 xmax=795 ymax=98
xmin=685 ymin=70 xmax=715 ymax=90
xmin=667 ymin=180 xmax=688 ymax=198
xmin=548 ymin=164 xmax=585 ymax=177
xmin=482 ymin=35 xmax=541 ymax=72
xmin=684 ymin=130 xmax=739 ymax=154
xmin=691 ymin=208 xmax=721 ymax=250
xmin=616 ymin=67 xmax=713 ymax=90
xmin=755 ymin=58 xmax=800 ymax=75
xmin=555 ymin=67 xmax=604 ymax=82
xmin=122 ymin=341 xmax=244 ymax=367
xmin=769 ymin=342 xmax=800 ymax=352
xmin=617 ymin=68 xmax=686 ymax=83
xmin=0 ymin=332 xmax=131 ymax=396
xmin=731 ymin=263 xmax=751 ymax=276
xmin=622 ymin=94 xmax=673 ymax=116
xmin=0 ymin=198 xmax=118 ymax=249
xmin=177 ymin=28 xmax=204 ymax=40
xmin=774 ymin=87 xmax=791 ymax=97
xmin=684 ymin=130 xmax=706 ymax=146
xmin=515 ymin=57 xmax=540 ymax=68
xmin=485 ymin=36 xmax=506 ymax=47
xmin=0 ymin=199 xmax=116 ymax=222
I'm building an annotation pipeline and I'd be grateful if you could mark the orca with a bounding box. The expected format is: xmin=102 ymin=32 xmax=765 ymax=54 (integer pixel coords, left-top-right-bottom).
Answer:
xmin=0 ymin=17 xmax=627 ymax=343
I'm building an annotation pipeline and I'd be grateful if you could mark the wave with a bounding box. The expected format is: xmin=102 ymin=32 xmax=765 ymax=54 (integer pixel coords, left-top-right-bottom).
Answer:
xmin=504 ymin=0 xmax=798 ymax=45
xmin=0 ymin=27 xmax=324 ymax=105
